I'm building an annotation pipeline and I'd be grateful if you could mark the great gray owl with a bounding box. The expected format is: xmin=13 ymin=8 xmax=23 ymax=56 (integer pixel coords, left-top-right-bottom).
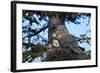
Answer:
xmin=50 ymin=24 xmax=83 ymax=54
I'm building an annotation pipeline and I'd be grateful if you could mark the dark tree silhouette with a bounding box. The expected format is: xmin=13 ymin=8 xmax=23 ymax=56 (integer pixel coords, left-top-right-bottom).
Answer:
xmin=22 ymin=10 xmax=91 ymax=62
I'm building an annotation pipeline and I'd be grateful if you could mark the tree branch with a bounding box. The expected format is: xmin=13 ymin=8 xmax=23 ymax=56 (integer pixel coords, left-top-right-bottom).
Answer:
xmin=23 ymin=25 xmax=48 ymax=38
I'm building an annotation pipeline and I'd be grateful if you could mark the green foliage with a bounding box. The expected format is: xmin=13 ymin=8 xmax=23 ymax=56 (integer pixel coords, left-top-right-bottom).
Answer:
xmin=23 ymin=51 xmax=42 ymax=62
